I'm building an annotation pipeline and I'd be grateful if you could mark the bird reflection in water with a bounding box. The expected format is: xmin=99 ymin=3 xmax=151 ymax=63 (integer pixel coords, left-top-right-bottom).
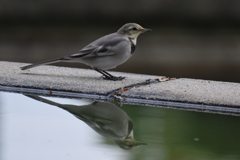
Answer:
xmin=24 ymin=95 xmax=146 ymax=150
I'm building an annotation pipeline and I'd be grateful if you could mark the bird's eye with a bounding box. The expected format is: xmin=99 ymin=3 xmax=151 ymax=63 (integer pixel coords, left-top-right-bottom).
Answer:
xmin=132 ymin=27 xmax=137 ymax=31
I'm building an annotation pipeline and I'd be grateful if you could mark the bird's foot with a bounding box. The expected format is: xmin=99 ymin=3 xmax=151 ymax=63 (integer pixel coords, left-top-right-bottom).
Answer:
xmin=103 ymin=76 xmax=125 ymax=81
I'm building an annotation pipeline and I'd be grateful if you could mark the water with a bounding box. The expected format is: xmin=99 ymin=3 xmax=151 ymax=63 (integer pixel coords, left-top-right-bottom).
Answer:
xmin=1 ymin=92 xmax=240 ymax=160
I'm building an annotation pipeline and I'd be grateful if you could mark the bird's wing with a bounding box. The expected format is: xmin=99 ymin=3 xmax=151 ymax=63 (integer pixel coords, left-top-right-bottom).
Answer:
xmin=69 ymin=34 xmax=129 ymax=58
xmin=70 ymin=45 xmax=100 ymax=58
xmin=69 ymin=44 xmax=116 ymax=58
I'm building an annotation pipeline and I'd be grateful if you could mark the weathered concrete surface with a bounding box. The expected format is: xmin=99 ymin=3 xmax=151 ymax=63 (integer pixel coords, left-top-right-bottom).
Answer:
xmin=0 ymin=61 xmax=240 ymax=109
xmin=0 ymin=61 xmax=159 ymax=94
xmin=121 ymin=79 xmax=240 ymax=107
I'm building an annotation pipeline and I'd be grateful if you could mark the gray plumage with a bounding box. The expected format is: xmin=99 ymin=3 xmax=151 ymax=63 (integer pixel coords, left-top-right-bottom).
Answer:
xmin=21 ymin=23 xmax=151 ymax=81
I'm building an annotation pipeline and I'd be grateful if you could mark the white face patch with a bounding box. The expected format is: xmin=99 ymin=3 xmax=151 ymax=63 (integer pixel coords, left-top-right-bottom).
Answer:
xmin=125 ymin=25 xmax=144 ymax=45
xmin=128 ymin=31 xmax=142 ymax=43
xmin=131 ymin=38 xmax=137 ymax=45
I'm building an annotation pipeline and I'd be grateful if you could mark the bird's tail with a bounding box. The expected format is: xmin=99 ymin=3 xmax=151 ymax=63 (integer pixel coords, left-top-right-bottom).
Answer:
xmin=20 ymin=57 xmax=68 ymax=70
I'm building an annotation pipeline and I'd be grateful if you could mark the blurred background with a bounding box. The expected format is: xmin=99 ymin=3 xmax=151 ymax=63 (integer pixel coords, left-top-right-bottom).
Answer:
xmin=0 ymin=0 xmax=240 ymax=82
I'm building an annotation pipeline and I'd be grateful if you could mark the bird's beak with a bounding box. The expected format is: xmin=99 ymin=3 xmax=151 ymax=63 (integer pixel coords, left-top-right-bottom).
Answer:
xmin=140 ymin=28 xmax=152 ymax=32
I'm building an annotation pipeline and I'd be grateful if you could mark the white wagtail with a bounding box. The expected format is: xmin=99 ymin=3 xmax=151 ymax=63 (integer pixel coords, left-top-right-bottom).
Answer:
xmin=25 ymin=95 xmax=146 ymax=150
xmin=21 ymin=23 xmax=151 ymax=81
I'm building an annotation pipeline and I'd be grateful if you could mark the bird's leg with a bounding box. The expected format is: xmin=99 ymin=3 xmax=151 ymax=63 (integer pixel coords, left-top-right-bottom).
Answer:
xmin=94 ymin=68 xmax=125 ymax=81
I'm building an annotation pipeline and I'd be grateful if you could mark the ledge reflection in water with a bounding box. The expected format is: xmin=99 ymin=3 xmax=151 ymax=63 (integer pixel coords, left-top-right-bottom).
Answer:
xmin=24 ymin=94 xmax=146 ymax=150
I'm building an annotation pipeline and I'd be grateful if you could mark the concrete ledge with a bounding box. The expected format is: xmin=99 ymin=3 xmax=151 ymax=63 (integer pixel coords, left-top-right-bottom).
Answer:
xmin=1 ymin=61 xmax=240 ymax=114
xmin=0 ymin=61 xmax=159 ymax=94
xmin=121 ymin=78 xmax=240 ymax=106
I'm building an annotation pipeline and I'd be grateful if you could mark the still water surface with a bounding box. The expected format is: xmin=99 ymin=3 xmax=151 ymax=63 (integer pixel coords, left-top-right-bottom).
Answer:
xmin=1 ymin=92 xmax=240 ymax=160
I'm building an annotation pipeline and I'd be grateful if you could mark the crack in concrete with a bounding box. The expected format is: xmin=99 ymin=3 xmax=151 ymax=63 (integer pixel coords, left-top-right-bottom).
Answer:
xmin=106 ymin=78 xmax=174 ymax=102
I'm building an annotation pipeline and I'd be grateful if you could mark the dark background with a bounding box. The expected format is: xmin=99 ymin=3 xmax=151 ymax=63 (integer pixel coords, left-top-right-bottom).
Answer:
xmin=1 ymin=0 xmax=240 ymax=82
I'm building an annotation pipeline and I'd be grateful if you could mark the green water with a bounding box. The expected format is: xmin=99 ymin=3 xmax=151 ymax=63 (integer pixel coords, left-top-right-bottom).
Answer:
xmin=1 ymin=92 xmax=240 ymax=160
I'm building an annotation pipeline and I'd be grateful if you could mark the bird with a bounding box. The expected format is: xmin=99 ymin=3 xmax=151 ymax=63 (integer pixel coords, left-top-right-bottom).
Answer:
xmin=20 ymin=23 xmax=151 ymax=81
xmin=24 ymin=94 xmax=147 ymax=150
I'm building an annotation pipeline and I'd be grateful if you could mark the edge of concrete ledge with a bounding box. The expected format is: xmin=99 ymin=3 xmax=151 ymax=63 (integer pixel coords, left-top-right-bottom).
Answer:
xmin=1 ymin=61 xmax=240 ymax=115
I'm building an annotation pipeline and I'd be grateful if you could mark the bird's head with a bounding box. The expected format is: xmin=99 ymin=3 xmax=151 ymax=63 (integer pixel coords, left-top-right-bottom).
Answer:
xmin=117 ymin=23 xmax=151 ymax=39
xmin=114 ymin=130 xmax=147 ymax=150
xmin=114 ymin=137 xmax=147 ymax=150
